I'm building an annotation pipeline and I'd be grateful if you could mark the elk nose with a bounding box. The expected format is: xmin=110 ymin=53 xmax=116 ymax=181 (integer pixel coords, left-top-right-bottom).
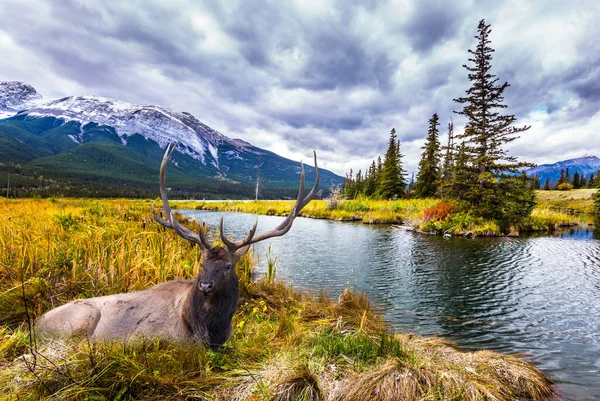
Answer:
xmin=199 ymin=281 xmax=214 ymax=293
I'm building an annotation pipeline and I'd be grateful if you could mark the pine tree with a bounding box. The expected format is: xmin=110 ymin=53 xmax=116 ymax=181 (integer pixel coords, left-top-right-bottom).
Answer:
xmin=441 ymin=120 xmax=455 ymax=181
xmin=581 ymin=174 xmax=587 ymax=188
xmin=589 ymin=173 xmax=595 ymax=188
xmin=414 ymin=113 xmax=442 ymax=198
xmin=543 ymin=177 xmax=550 ymax=190
xmin=572 ymin=171 xmax=581 ymax=189
xmin=364 ymin=160 xmax=377 ymax=196
xmin=533 ymin=174 xmax=541 ymax=189
xmin=449 ymin=141 xmax=476 ymax=199
xmin=377 ymin=128 xmax=406 ymax=199
xmin=453 ymin=19 xmax=535 ymax=228
xmin=396 ymin=138 xmax=408 ymax=187
xmin=558 ymin=169 xmax=565 ymax=185
xmin=565 ymin=168 xmax=571 ymax=185
xmin=438 ymin=120 xmax=455 ymax=198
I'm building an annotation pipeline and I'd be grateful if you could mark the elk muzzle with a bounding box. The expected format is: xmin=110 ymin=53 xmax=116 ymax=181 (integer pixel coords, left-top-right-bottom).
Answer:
xmin=198 ymin=280 xmax=215 ymax=295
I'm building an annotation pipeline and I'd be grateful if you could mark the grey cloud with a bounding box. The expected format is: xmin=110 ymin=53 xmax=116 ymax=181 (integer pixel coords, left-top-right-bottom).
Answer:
xmin=404 ymin=0 xmax=465 ymax=53
xmin=1 ymin=0 xmax=599 ymax=174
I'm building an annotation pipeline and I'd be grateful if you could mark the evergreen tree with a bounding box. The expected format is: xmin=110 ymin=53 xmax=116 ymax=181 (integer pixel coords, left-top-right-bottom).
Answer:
xmin=543 ymin=177 xmax=550 ymax=190
xmin=533 ymin=174 xmax=541 ymax=189
xmin=441 ymin=120 xmax=455 ymax=181
xmin=565 ymin=168 xmax=571 ymax=185
xmin=377 ymin=128 xmax=406 ymax=199
xmin=438 ymin=120 xmax=455 ymax=198
xmin=572 ymin=171 xmax=581 ymax=189
xmin=581 ymin=174 xmax=587 ymax=188
xmin=589 ymin=173 xmax=595 ymax=188
xmin=544 ymin=177 xmax=550 ymax=191
xmin=558 ymin=169 xmax=565 ymax=185
xmin=453 ymin=19 xmax=535 ymax=228
xmin=364 ymin=160 xmax=377 ymax=196
xmin=414 ymin=113 xmax=442 ymax=198
xmin=449 ymin=141 xmax=476 ymax=199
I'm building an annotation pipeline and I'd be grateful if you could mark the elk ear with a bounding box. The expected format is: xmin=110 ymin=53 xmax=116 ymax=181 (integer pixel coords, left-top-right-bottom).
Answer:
xmin=233 ymin=245 xmax=251 ymax=260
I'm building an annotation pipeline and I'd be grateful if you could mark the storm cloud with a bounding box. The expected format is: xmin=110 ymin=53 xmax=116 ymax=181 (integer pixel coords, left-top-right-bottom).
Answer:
xmin=1 ymin=0 xmax=598 ymax=175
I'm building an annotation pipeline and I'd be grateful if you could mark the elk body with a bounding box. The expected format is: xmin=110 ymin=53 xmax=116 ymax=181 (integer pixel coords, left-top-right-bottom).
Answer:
xmin=36 ymin=144 xmax=319 ymax=347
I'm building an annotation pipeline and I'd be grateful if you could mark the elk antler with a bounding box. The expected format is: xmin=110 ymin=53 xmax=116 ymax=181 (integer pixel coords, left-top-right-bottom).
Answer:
xmin=152 ymin=143 xmax=212 ymax=250
xmin=219 ymin=151 xmax=319 ymax=255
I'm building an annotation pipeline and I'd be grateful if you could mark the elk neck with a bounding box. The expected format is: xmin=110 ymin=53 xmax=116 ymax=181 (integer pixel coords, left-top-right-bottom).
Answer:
xmin=182 ymin=272 xmax=239 ymax=347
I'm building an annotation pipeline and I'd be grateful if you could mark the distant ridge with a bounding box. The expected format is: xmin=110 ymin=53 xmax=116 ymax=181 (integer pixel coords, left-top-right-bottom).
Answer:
xmin=526 ymin=155 xmax=600 ymax=184
xmin=0 ymin=81 xmax=343 ymax=198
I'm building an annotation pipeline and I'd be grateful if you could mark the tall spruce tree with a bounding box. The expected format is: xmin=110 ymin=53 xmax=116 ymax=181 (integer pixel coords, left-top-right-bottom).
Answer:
xmin=543 ymin=177 xmax=550 ymax=190
xmin=364 ymin=160 xmax=377 ymax=196
xmin=438 ymin=120 xmax=455 ymax=198
xmin=453 ymin=19 xmax=535 ymax=228
xmin=377 ymin=128 xmax=406 ymax=199
xmin=449 ymin=141 xmax=475 ymax=199
xmin=558 ymin=169 xmax=565 ymax=185
xmin=414 ymin=113 xmax=442 ymax=198
xmin=572 ymin=171 xmax=581 ymax=188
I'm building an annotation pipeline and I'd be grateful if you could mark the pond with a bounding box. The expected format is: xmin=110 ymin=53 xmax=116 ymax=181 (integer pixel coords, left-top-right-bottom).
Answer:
xmin=182 ymin=209 xmax=600 ymax=401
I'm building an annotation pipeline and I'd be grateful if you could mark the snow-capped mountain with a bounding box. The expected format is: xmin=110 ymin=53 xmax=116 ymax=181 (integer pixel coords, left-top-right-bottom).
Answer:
xmin=526 ymin=155 xmax=600 ymax=184
xmin=3 ymin=85 xmax=253 ymax=168
xmin=0 ymin=81 xmax=42 ymax=118
xmin=0 ymin=81 xmax=342 ymax=198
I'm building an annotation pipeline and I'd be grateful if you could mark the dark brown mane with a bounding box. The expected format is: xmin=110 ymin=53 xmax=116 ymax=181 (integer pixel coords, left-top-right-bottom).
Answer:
xmin=206 ymin=247 xmax=228 ymax=261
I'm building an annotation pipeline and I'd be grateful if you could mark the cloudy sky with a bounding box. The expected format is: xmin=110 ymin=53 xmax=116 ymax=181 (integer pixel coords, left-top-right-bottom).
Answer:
xmin=1 ymin=0 xmax=598 ymax=176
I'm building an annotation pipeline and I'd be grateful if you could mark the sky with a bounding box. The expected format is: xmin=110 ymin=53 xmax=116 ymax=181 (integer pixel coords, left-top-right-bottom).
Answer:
xmin=1 ymin=0 xmax=599 ymax=177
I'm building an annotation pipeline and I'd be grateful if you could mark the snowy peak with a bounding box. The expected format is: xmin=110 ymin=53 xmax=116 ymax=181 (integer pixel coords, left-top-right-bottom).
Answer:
xmin=526 ymin=155 xmax=600 ymax=183
xmin=0 ymin=81 xmax=42 ymax=115
xmin=0 ymin=82 xmax=253 ymax=166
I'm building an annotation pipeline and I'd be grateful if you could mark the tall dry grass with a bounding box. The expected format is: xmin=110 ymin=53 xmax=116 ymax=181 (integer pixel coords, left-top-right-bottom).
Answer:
xmin=0 ymin=198 xmax=554 ymax=400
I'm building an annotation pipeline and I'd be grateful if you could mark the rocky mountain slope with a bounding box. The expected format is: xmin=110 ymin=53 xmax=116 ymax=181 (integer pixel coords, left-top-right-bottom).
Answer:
xmin=0 ymin=81 xmax=342 ymax=198
xmin=526 ymin=155 xmax=600 ymax=184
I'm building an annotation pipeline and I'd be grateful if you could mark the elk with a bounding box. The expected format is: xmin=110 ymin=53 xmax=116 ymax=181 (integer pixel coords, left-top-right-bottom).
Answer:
xmin=36 ymin=144 xmax=319 ymax=347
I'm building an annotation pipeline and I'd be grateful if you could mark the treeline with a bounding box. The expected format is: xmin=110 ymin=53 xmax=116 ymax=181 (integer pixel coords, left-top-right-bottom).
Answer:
xmin=342 ymin=20 xmax=537 ymax=229
xmin=0 ymin=168 xmax=301 ymax=200
xmin=535 ymin=168 xmax=600 ymax=190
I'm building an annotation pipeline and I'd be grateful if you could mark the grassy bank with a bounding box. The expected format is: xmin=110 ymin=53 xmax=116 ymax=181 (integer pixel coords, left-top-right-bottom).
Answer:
xmin=1 ymin=198 xmax=554 ymax=400
xmin=535 ymin=188 xmax=598 ymax=214
xmin=182 ymin=190 xmax=598 ymax=236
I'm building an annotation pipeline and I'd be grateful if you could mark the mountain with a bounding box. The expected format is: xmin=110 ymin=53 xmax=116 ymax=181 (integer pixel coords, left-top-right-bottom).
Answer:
xmin=0 ymin=81 xmax=42 ymax=118
xmin=526 ymin=155 xmax=600 ymax=185
xmin=0 ymin=81 xmax=343 ymax=198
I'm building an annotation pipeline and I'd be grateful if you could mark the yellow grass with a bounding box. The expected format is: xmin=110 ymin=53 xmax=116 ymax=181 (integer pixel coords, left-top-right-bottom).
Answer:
xmin=0 ymin=198 xmax=555 ymax=400
xmin=535 ymin=188 xmax=599 ymax=214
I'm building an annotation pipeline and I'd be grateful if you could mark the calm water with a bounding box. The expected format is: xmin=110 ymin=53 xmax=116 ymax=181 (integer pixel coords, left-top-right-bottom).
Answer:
xmin=183 ymin=210 xmax=600 ymax=401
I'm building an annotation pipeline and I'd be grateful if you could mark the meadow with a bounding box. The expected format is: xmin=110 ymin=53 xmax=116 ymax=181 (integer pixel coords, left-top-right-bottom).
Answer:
xmin=185 ymin=188 xmax=598 ymax=237
xmin=0 ymin=198 xmax=556 ymax=400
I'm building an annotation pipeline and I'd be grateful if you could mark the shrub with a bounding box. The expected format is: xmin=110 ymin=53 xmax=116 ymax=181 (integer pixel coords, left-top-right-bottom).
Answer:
xmin=556 ymin=183 xmax=573 ymax=191
xmin=422 ymin=200 xmax=456 ymax=222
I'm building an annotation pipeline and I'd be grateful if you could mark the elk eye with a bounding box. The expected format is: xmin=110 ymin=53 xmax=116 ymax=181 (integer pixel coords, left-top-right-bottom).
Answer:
xmin=225 ymin=264 xmax=232 ymax=270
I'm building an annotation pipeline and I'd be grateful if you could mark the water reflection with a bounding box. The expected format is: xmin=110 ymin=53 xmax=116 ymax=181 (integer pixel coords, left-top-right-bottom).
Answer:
xmin=182 ymin=210 xmax=600 ymax=401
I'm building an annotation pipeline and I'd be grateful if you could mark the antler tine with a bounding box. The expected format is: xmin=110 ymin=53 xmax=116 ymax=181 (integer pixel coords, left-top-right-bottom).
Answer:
xmin=224 ymin=152 xmax=320 ymax=253
xmin=220 ymin=215 xmax=259 ymax=252
xmin=153 ymin=143 xmax=177 ymax=228
xmin=153 ymin=143 xmax=212 ymax=250
xmin=170 ymin=212 xmax=212 ymax=249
